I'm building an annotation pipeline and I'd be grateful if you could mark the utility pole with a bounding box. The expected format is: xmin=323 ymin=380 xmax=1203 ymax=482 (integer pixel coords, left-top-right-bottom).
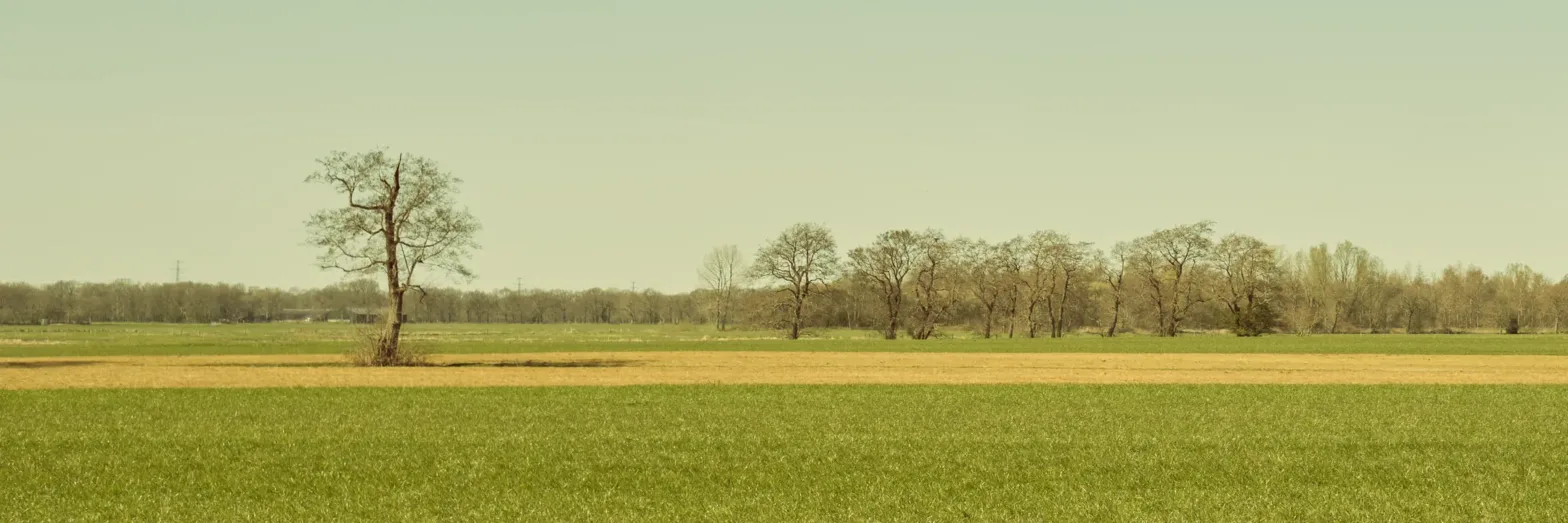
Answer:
xmin=513 ymin=277 xmax=525 ymax=324
xmin=172 ymin=261 xmax=187 ymax=323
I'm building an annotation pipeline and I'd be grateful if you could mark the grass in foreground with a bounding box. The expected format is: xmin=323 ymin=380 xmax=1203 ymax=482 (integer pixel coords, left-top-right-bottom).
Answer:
xmin=3 ymin=385 xmax=1567 ymax=521
xmin=3 ymin=323 xmax=1568 ymax=357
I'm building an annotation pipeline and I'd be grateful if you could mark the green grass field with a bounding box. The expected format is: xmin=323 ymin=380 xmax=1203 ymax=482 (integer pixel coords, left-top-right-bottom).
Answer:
xmin=3 ymin=322 xmax=1567 ymax=357
xmin=4 ymin=385 xmax=1567 ymax=521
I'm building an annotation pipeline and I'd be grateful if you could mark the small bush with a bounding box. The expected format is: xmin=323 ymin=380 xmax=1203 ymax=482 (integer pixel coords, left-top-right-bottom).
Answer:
xmin=345 ymin=322 xmax=429 ymax=367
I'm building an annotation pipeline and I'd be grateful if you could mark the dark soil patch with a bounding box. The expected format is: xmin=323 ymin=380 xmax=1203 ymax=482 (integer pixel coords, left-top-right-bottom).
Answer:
xmin=0 ymin=361 xmax=101 ymax=369
xmin=198 ymin=362 xmax=352 ymax=368
xmin=440 ymin=359 xmax=642 ymax=368
xmin=193 ymin=359 xmax=643 ymax=369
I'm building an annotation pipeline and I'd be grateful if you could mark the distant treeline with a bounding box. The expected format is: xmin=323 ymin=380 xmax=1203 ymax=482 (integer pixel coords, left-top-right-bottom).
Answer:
xmin=0 ymin=280 xmax=703 ymax=326
xmin=6 ymin=222 xmax=1568 ymax=335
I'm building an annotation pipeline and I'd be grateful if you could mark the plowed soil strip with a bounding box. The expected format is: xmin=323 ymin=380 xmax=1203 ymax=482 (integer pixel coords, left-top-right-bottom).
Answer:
xmin=5 ymin=352 xmax=1568 ymax=389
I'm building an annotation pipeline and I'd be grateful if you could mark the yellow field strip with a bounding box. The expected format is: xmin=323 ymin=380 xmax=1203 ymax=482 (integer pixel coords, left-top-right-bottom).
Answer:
xmin=5 ymin=352 xmax=1568 ymax=389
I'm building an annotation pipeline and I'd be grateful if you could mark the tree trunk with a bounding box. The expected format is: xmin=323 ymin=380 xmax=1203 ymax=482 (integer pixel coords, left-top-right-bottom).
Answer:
xmin=1007 ymin=307 xmax=1016 ymax=338
xmin=884 ymin=294 xmax=900 ymax=340
xmin=1151 ymin=294 xmax=1170 ymax=338
xmin=1051 ymin=281 xmax=1070 ymax=338
xmin=1053 ymin=300 xmax=1066 ymax=338
xmin=1106 ymin=299 xmax=1121 ymax=337
xmin=982 ymin=306 xmax=994 ymax=339
xmin=367 ymin=158 xmax=406 ymax=366
xmin=1230 ymin=303 xmax=1243 ymax=336
xmin=790 ymin=294 xmax=804 ymax=340
xmin=376 ymin=289 xmax=406 ymax=366
xmin=1330 ymin=303 xmax=1342 ymax=334
xmin=1026 ymin=301 xmax=1040 ymax=338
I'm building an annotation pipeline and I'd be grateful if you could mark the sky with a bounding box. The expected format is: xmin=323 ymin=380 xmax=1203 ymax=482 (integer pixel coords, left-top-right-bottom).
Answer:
xmin=3 ymin=1 xmax=1565 ymax=292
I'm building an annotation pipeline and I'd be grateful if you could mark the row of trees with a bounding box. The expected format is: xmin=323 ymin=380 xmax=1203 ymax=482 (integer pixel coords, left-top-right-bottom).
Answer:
xmin=705 ymin=222 xmax=1568 ymax=338
xmin=0 ymin=279 xmax=703 ymax=326
xmin=6 ymin=221 xmax=1567 ymax=336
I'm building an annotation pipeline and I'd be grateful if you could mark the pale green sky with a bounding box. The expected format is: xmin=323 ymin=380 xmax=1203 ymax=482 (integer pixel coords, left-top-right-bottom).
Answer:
xmin=3 ymin=1 xmax=1565 ymax=291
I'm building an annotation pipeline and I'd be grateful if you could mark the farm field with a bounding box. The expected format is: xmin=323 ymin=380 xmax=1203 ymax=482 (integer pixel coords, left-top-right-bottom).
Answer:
xmin=5 ymin=385 xmax=1568 ymax=521
xmin=2 ymin=322 xmax=1567 ymax=357
xmin=5 ymin=324 xmax=1568 ymax=521
xmin=8 ymin=352 xmax=1568 ymax=389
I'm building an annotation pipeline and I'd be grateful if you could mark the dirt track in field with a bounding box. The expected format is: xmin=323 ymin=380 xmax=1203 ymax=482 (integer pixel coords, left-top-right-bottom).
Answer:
xmin=5 ymin=352 xmax=1568 ymax=389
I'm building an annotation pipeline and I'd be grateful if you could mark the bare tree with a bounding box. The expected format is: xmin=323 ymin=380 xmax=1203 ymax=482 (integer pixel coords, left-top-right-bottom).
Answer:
xmin=305 ymin=150 xmax=479 ymax=365
xmin=959 ymin=239 xmax=1014 ymax=339
xmin=1394 ymin=268 xmax=1435 ymax=334
xmin=1297 ymin=245 xmax=1335 ymax=332
xmin=848 ymin=230 xmax=918 ymax=339
xmin=1100 ymin=243 xmax=1132 ymax=337
xmin=699 ymin=245 xmax=747 ymax=331
xmin=1129 ymin=221 xmax=1214 ymax=337
xmin=1019 ymin=232 xmax=1060 ymax=338
xmin=1328 ymin=242 xmax=1376 ymax=333
xmin=751 ymin=223 xmax=840 ymax=340
xmin=1048 ymin=238 xmax=1094 ymax=338
xmin=1212 ymin=234 xmax=1280 ymax=336
xmin=1549 ymin=276 xmax=1568 ymax=334
xmin=997 ymin=238 xmax=1025 ymax=338
xmin=907 ymin=230 xmax=958 ymax=340
xmin=1494 ymin=263 xmax=1547 ymax=334
xmin=1019 ymin=231 xmax=1092 ymax=338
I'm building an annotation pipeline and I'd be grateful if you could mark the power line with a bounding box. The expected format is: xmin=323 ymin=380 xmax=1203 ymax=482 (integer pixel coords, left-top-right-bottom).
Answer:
xmin=173 ymin=261 xmax=182 ymax=283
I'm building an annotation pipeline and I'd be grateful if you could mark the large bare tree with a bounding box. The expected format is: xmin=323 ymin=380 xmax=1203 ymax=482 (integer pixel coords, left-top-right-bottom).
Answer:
xmin=1019 ymin=231 xmax=1092 ymax=338
xmin=1328 ymin=241 xmax=1375 ymax=333
xmin=698 ymin=245 xmax=747 ymax=331
xmin=958 ymin=239 xmax=1014 ymax=339
xmin=1047 ymin=237 xmax=1094 ymax=338
xmin=1212 ymin=234 xmax=1280 ymax=336
xmin=752 ymin=223 xmax=839 ymax=340
xmin=997 ymin=237 xmax=1025 ymax=338
xmin=907 ymin=230 xmax=958 ymax=340
xmin=305 ymin=150 xmax=479 ymax=365
xmin=848 ymin=230 xmax=918 ymax=339
xmin=1129 ymin=221 xmax=1214 ymax=337
xmin=1019 ymin=232 xmax=1059 ymax=338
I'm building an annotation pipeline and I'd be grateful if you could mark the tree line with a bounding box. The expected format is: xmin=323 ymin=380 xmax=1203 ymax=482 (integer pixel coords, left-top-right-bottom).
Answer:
xmin=6 ymin=220 xmax=1567 ymax=336
xmin=719 ymin=221 xmax=1568 ymax=338
xmin=0 ymin=279 xmax=701 ymax=326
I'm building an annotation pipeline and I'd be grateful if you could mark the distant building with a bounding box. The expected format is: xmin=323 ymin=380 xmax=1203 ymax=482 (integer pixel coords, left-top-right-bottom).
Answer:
xmin=347 ymin=308 xmax=408 ymax=324
xmin=273 ymin=309 xmax=331 ymax=323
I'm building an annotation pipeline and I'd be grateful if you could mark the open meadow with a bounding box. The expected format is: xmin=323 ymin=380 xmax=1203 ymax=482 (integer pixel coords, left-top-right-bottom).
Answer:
xmin=4 ymin=323 xmax=1568 ymax=521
